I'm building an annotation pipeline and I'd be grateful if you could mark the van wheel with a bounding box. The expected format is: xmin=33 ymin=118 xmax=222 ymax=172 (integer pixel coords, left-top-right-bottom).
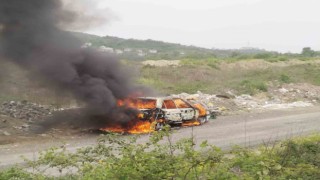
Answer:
xmin=155 ymin=122 xmax=165 ymax=131
xmin=197 ymin=117 xmax=206 ymax=124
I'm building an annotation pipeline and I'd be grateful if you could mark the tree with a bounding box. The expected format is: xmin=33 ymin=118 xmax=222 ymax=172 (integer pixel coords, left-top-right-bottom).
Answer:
xmin=301 ymin=47 xmax=315 ymax=57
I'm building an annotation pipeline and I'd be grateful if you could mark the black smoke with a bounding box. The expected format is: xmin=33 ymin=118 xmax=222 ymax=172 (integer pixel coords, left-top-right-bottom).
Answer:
xmin=0 ymin=0 xmax=150 ymax=129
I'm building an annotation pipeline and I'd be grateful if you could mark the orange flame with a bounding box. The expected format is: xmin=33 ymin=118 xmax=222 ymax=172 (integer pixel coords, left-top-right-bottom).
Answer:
xmin=101 ymin=98 xmax=156 ymax=134
xmin=117 ymin=98 xmax=156 ymax=109
xmin=193 ymin=103 xmax=207 ymax=116
xmin=182 ymin=120 xmax=200 ymax=127
xmin=173 ymin=98 xmax=192 ymax=108
xmin=101 ymin=120 xmax=154 ymax=134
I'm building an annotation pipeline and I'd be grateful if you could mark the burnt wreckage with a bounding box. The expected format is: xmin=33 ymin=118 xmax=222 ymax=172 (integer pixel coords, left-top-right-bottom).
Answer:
xmin=126 ymin=97 xmax=211 ymax=130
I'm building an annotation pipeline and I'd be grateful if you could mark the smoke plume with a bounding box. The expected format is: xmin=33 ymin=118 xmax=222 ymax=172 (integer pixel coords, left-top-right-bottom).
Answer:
xmin=0 ymin=0 xmax=150 ymax=129
xmin=59 ymin=0 xmax=118 ymax=31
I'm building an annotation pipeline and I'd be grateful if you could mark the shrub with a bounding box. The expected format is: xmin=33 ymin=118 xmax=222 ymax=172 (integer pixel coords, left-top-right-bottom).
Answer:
xmin=240 ymin=79 xmax=268 ymax=95
xmin=0 ymin=167 xmax=45 ymax=180
xmin=1 ymin=131 xmax=319 ymax=179
xmin=280 ymin=74 xmax=291 ymax=83
xmin=253 ymin=53 xmax=273 ymax=59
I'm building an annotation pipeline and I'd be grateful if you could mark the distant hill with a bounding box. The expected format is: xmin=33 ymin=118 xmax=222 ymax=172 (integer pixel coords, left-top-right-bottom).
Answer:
xmin=72 ymin=32 xmax=273 ymax=60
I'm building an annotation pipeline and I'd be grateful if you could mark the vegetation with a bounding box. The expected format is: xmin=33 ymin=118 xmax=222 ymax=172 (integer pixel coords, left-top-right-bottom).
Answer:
xmin=2 ymin=55 xmax=320 ymax=105
xmin=73 ymin=32 xmax=320 ymax=95
xmin=1 ymin=32 xmax=320 ymax=103
xmin=1 ymin=129 xmax=319 ymax=179
xmin=239 ymin=79 xmax=268 ymax=95
xmin=137 ymin=60 xmax=320 ymax=95
xmin=73 ymin=32 xmax=271 ymax=60
xmin=3 ymin=58 xmax=320 ymax=104
xmin=73 ymin=32 xmax=320 ymax=62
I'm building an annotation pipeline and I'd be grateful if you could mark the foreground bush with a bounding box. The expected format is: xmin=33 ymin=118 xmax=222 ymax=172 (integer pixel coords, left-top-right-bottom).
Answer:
xmin=1 ymin=129 xmax=319 ymax=179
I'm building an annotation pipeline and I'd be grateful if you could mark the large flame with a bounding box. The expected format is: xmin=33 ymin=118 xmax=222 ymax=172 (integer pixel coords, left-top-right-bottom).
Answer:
xmin=101 ymin=120 xmax=154 ymax=134
xmin=117 ymin=98 xmax=156 ymax=109
xmin=101 ymin=98 xmax=156 ymax=134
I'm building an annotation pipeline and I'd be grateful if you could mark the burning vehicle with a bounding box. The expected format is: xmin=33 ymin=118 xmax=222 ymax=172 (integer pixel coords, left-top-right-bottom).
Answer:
xmin=102 ymin=97 xmax=210 ymax=133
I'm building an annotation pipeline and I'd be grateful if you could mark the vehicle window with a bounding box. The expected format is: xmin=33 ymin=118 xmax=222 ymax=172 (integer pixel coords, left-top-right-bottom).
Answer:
xmin=162 ymin=100 xmax=176 ymax=109
xmin=134 ymin=99 xmax=157 ymax=109
xmin=119 ymin=99 xmax=156 ymax=109
xmin=173 ymin=98 xmax=192 ymax=108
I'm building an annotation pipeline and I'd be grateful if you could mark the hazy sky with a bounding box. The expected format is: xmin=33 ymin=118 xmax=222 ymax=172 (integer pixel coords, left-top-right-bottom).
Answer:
xmin=82 ymin=0 xmax=320 ymax=53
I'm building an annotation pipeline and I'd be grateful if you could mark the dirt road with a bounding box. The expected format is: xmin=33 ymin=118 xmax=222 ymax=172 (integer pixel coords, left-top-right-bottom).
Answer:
xmin=1 ymin=106 xmax=320 ymax=169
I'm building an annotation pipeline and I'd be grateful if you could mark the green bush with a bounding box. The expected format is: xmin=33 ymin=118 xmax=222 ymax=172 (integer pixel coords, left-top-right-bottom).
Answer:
xmin=253 ymin=53 xmax=273 ymax=59
xmin=280 ymin=74 xmax=291 ymax=83
xmin=0 ymin=167 xmax=46 ymax=180
xmin=1 ymin=131 xmax=319 ymax=179
xmin=232 ymin=134 xmax=320 ymax=179
xmin=240 ymin=79 xmax=268 ymax=95
xmin=236 ymin=54 xmax=253 ymax=60
xmin=180 ymin=58 xmax=219 ymax=69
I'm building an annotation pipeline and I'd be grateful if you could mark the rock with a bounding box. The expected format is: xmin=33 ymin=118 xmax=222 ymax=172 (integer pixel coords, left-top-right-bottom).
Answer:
xmin=21 ymin=124 xmax=30 ymax=128
xmin=207 ymin=102 xmax=214 ymax=108
xmin=186 ymin=94 xmax=200 ymax=100
xmin=238 ymin=94 xmax=253 ymax=100
xmin=196 ymin=91 xmax=203 ymax=95
xmin=216 ymin=95 xmax=230 ymax=99
xmin=279 ymin=88 xmax=289 ymax=94
xmin=1 ymin=130 xmax=11 ymax=136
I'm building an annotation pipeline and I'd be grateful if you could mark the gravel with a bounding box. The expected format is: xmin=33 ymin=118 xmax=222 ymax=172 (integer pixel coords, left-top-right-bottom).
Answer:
xmin=0 ymin=100 xmax=55 ymax=121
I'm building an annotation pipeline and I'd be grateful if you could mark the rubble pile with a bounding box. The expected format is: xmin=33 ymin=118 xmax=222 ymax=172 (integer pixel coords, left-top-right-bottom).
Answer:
xmin=172 ymin=85 xmax=319 ymax=115
xmin=0 ymin=100 xmax=55 ymax=121
xmin=272 ymin=83 xmax=320 ymax=103
xmin=1 ymin=83 xmax=319 ymax=122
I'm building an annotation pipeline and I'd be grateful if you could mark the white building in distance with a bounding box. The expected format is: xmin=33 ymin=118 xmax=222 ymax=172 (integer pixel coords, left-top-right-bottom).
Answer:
xmin=99 ymin=46 xmax=114 ymax=53
xmin=124 ymin=48 xmax=132 ymax=52
xmin=81 ymin=42 xmax=92 ymax=48
xmin=149 ymin=49 xmax=158 ymax=53
xmin=115 ymin=49 xmax=124 ymax=54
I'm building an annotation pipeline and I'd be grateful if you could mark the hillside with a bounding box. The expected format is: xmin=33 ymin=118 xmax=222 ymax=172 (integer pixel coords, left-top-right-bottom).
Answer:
xmin=72 ymin=32 xmax=270 ymax=60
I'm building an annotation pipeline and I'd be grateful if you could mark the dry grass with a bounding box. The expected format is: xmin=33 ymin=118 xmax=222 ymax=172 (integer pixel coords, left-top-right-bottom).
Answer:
xmin=138 ymin=59 xmax=320 ymax=95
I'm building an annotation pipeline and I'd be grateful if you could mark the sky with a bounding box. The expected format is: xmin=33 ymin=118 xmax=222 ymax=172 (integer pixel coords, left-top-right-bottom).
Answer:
xmin=79 ymin=0 xmax=320 ymax=53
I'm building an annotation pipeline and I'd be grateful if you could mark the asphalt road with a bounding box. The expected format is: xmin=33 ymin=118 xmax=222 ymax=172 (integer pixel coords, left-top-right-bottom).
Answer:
xmin=1 ymin=106 xmax=320 ymax=169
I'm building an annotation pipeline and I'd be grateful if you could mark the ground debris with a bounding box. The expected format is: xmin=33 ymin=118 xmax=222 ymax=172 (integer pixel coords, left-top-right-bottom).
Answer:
xmin=0 ymin=100 xmax=55 ymax=121
xmin=0 ymin=130 xmax=11 ymax=136
xmin=172 ymin=85 xmax=319 ymax=115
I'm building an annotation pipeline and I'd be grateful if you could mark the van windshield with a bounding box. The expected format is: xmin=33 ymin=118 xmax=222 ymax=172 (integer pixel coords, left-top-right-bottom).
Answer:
xmin=130 ymin=99 xmax=157 ymax=109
